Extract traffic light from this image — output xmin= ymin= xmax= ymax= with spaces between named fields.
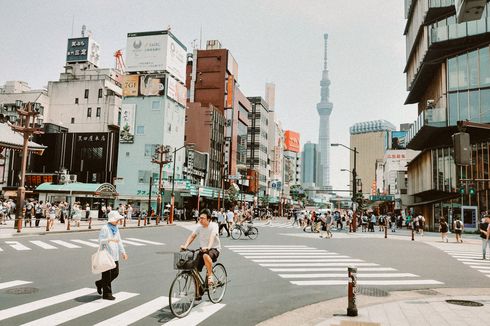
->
xmin=469 ymin=183 xmax=476 ymax=195
xmin=459 ymin=184 xmax=466 ymax=194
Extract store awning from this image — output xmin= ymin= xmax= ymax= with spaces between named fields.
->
xmin=35 ymin=182 xmax=118 ymax=197
xmin=0 ymin=123 xmax=46 ymax=155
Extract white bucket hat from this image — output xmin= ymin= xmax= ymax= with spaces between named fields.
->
xmin=108 ymin=210 xmax=124 ymax=223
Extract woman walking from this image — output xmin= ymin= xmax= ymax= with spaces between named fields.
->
xmin=439 ymin=217 xmax=449 ymax=243
xmin=95 ymin=211 xmax=128 ymax=300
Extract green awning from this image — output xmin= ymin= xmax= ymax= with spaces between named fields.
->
xmin=35 ymin=182 xmax=118 ymax=197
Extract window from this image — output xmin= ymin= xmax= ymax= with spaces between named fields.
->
xmin=84 ymin=89 xmax=89 ymax=99
xmin=96 ymin=107 xmax=101 ymax=117
xmin=75 ymin=98 xmax=79 ymax=104
xmin=152 ymin=101 xmax=160 ymax=110
xmin=136 ymin=125 xmax=144 ymax=135
xmin=98 ymin=88 xmax=103 ymax=98
xmin=87 ymin=107 xmax=92 ymax=118
xmin=144 ymin=144 xmax=158 ymax=157
xmin=480 ymin=47 xmax=490 ymax=87
xmin=459 ymin=91 xmax=469 ymax=121
xmin=138 ymin=170 xmax=151 ymax=183
xmin=71 ymin=117 xmax=75 ymax=124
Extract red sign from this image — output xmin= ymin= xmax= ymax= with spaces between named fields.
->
xmin=284 ymin=130 xmax=300 ymax=153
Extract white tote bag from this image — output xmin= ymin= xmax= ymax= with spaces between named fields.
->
xmin=91 ymin=246 xmax=116 ymax=274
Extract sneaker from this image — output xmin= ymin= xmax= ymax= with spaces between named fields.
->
xmin=95 ymin=281 xmax=102 ymax=295
xmin=102 ymin=294 xmax=115 ymax=300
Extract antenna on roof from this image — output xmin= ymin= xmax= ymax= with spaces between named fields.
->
xmin=81 ymin=25 xmax=86 ymax=37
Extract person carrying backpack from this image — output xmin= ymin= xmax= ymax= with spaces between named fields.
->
xmin=453 ymin=217 xmax=464 ymax=243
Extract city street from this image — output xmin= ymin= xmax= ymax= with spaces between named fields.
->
xmin=1 ymin=219 xmax=489 ymax=325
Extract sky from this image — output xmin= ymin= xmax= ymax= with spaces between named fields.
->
xmin=0 ymin=0 xmax=417 ymax=193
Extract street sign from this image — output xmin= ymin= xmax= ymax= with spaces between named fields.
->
xmin=369 ymin=195 xmax=394 ymax=201
xmin=228 ymin=175 xmax=241 ymax=180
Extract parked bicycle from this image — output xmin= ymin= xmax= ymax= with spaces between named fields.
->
xmin=231 ymin=223 xmax=259 ymax=240
xmin=169 ymin=248 xmax=228 ymax=318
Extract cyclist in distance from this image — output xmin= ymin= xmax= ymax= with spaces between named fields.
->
xmin=181 ymin=209 xmax=221 ymax=286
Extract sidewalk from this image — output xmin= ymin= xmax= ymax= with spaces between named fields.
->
xmin=259 ymin=288 xmax=490 ymax=326
xmin=0 ymin=217 xmax=175 ymax=238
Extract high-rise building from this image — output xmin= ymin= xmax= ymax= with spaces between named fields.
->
xmin=301 ymin=141 xmax=319 ymax=188
xmin=403 ymin=1 xmax=490 ymax=230
xmin=317 ymin=33 xmax=333 ymax=190
xmin=350 ymin=120 xmax=396 ymax=194
xmin=265 ymin=82 xmax=275 ymax=111
xmin=284 ymin=130 xmax=301 ymax=194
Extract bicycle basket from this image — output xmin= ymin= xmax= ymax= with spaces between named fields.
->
xmin=174 ymin=252 xmax=196 ymax=270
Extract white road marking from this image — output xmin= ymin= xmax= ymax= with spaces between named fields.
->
xmin=121 ymin=239 xmax=146 ymax=246
xmin=0 ymin=280 xmax=32 ymax=291
xmin=71 ymin=239 xmax=100 ymax=248
xmin=94 ymin=296 xmax=168 ymax=326
xmin=236 ymin=252 xmax=335 ymax=256
xmin=269 ymin=267 xmax=397 ymax=272
xmin=0 ymin=288 xmax=94 ymax=322
xmin=126 ymin=238 xmax=165 ymax=245
xmin=163 ymin=301 xmax=225 ymax=325
xmin=225 ymin=245 xmax=308 ymax=248
xmin=259 ymin=262 xmax=379 ymax=267
xmin=5 ymin=241 xmax=31 ymax=251
xmin=50 ymin=240 xmax=81 ymax=249
xmin=20 ymin=291 xmax=138 ymax=326
xmin=278 ymin=273 xmax=418 ymax=279
xmin=251 ymin=259 xmax=364 ymax=263
xmin=29 ymin=240 xmax=58 ymax=250
xmin=291 ymin=280 xmax=443 ymax=286
xmin=245 ymin=255 xmax=351 ymax=259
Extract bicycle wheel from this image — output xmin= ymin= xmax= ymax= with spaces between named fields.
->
xmin=231 ymin=227 xmax=242 ymax=240
xmin=247 ymin=227 xmax=259 ymax=240
xmin=207 ymin=263 xmax=228 ymax=303
xmin=169 ymin=272 xmax=196 ymax=318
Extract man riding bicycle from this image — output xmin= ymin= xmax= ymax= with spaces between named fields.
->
xmin=181 ymin=209 xmax=221 ymax=290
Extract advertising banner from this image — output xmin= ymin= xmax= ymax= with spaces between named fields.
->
xmin=284 ymin=130 xmax=300 ymax=153
xmin=391 ymin=131 xmax=407 ymax=149
xmin=167 ymin=75 xmax=187 ymax=107
xmin=123 ymin=75 xmax=139 ymax=97
xmin=226 ymin=75 xmax=234 ymax=108
xmin=66 ymin=37 xmax=100 ymax=66
xmin=166 ymin=36 xmax=187 ymax=83
xmin=140 ymin=75 xmax=165 ymax=96
xmin=120 ymin=104 xmax=136 ymax=143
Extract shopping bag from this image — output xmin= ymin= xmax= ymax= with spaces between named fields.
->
xmin=91 ymin=247 xmax=116 ymax=274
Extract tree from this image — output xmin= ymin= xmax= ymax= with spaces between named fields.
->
xmin=290 ymin=185 xmax=306 ymax=202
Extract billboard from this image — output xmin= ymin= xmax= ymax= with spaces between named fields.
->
xmin=66 ymin=37 xmax=100 ymax=66
xmin=125 ymin=31 xmax=187 ymax=83
xmin=284 ymin=130 xmax=300 ymax=153
xmin=390 ymin=131 xmax=407 ymax=149
xmin=120 ymin=104 xmax=136 ymax=143
xmin=123 ymin=75 xmax=139 ymax=97
xmin=140 ymin=75 xmax=165 ymax=96
xmin=167 ymin=75 xmax=187 ymax=107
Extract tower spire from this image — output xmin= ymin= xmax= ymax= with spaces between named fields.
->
xmin=323 ymin=33 xmax=328 ymax=71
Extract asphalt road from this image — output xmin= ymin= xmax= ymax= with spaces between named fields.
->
xmin=0 ymin=221 xmax=488 ymax=325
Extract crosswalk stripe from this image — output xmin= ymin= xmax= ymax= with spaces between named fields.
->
xmin=126 ymin=238 xmax=165 ymax=245
xmin=5 ymin=241 xmax=31 ymax=251
xmin=231 ymin=249 xmax=329 ymax=252
xmin=477 ymin=270 xmax=490 ymax=273
xmin=269 ymin=267 xmax=397 ymax=272
xmin=0 ymin=280 xmax=32 ymax=291
xmin=94 ymin=296 xmax=168 ymax=326
xmin=0 ymin=247 xmax=3 ymax=251
xmin=251 ymin=259 xmax=364 ymax=263
xmin=20 ymin=291 xmax=138 ymax=326
xmin=452 ymin=255 xmax=482 ymax=258
xmin=225 ymin=245 xmax=308 ymax=248
xmin=0 ymin=288 xmax=94 ymax=322
xmin=245 ymin=255 xmax=351 ymax=259
xmin=30 ymin=240 xmax=58 ymax=250
xmin=291 ymin=280 xmax=444 ymax=286
xmin=259 ymin=262 xmax=379 ymax=267
xmin=71 ymin=239 xmax=100 ymax=248
xmin=236 ymin=252 xmax=334 ymax=256
xmin=163 ymin=301 xmax=225 ymax=325
xmin=121 ymin=239 xmax=146 ymax=246
xmin=462 ymin=261 xmax=490 ymax=265
xmin=470 ymin=265 xmax=490 ymax=269
xmin=50 ymin=240 xmax=81 ymax=249
xmin=278 ymin=273 xmax=418 ymax=279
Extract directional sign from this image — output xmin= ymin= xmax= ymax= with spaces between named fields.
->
xmin=369 ymin=195 xmax=395 ymax=201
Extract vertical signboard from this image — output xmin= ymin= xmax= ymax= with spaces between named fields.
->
xmin=284 ymin=130 xmax=300 ymax=153
xmin=226 ymin=75 xmax=234 ymax=108
xmin=167 ymin=75 xmax=187 ymax=107
xmin=120 ymin=104 xmax=136 ymax=143
xmin=66 ymin=37 xmax=100 ymax=66
xmin=123 ymin=75 xmax=139 ymax=97
xmin=166 ymin=35 xmax=187 ymax=83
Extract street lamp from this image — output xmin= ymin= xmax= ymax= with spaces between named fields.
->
xmin=331 ymin=143 xmax=359 ymax=232
xmin=169 ymin=143 xmax=195 ymax=224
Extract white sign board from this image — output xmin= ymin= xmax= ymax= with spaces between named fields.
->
xmin=167 ymin=75 xmax=187 ymax=107
xmin=120 ymin=104 xmax=136 ymax=143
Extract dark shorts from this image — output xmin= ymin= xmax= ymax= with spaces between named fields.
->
xmin=196 ymin=248 xmax=220 ymax=272
xmin=455 ymin=230 xmax=462 ymax=235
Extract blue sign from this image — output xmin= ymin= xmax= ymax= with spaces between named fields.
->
xmin=66 ymin=37 xmax=90 ymax=63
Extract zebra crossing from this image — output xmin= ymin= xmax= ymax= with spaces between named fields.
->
xmin=0 ymin=279 xmax=224 ymax=325
xmin=254 ymin=221 xmax=302 ymax=229
xmin=225 ymin=245 xmax=443 ymax=286
xmin=0 ymin=237 xmax=165 ymax=252
xmin=429 ymin=243 xmax=490 ymax=278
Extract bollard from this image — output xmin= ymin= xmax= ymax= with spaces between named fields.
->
xmin=67 ymin=219 xmax=71 ymax=230
xmin=411 ymin=226 xmax=414 ymax=241
xmin=16 ymin=217 xmax=22 ymax=233
xmin=138 ymin=216 xmax=141 ymax=227
xmin=347 ymin=266 xmax=358 ymax=316
xmin=123 ymin=217 xmax=126 ymax=228
xmin=46 ymin=217 xmax=50 ymax=231
xmin=144 ymin=216 xmax=147 ymax=226
xmin=385 ymin=219 xmax=388 ymax=239
xmin=88 ymin=217 xmax=92 ymax=230
xmin=156 ymin=215 xmax=160 ymax=225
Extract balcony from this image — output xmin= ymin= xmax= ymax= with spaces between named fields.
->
xmin=406 ymin=107 xmax=453 ymax=150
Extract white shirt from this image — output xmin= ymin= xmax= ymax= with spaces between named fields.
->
xmin=193 ymin=222 xmax=221 ymax=251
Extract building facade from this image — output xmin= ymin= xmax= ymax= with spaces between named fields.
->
xmin=404 ymin=0 xmax=490 ymax=230
xmin=284 ymin=130 xmax=301 ymax=191
xmin=301 ymin=141 xmax=319 ymax=188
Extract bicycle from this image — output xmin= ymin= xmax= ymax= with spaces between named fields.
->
xmin=169 ymin=248 xmax=228 ymax=318
xmin=231 ymin=223 xmax=259 ymax=240
xmin=303 ymin=220 xmax=321 ymax=233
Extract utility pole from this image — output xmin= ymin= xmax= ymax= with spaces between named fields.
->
xmin=151 ymin=145 xmax=171 ymax=219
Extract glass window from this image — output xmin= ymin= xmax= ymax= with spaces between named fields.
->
xmin=87 ymin=107 xmax=92 ymax=118
xmin=144 ymin=144 xmax=158 ymax=157
xmin=448 ymin=57 xmax=458 ymax=91
xmin=98 ymin=89 xmax=103 ymax=98
xmin=152 ymin=101 xmax=160 ymax=110
xmin=480 ymin=47 xmax=490 ymax=87
xmin=448 ymin=93 xmax=458 ymax=126
xmin=71 ymin=117 xmax=75 ymax=124
xmin=458 ymin=54 xmax=468 ymax=89
xmin=468 ymin=50 xmax=479 ymax=88
xmin=75 ymin=98 xmax=79 ymax=104
xmin=459 ymin=91 xmax=469 ymax=121
xmin=84 ymin=89 xmax=89 ymax=99
xmin=469 ymin=90 xmax=480 ymax=122
xmin=96 ymin=107 xmax=101 ymax=117
xmin=237 ymin=121 xmax=248 ymax=166
xmin=138 ymin=170 xmax=151 ymax=183
xmin=136 ymin=125 xmax=144 ymax=135
xmin=481 ymin=89 xmax=490 ymax=123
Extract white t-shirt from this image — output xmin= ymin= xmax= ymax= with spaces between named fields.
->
xmin=193 ymin=222 xmax=221 ymax=251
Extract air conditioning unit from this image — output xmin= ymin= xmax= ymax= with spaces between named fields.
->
xmin=59 ymin=174 xmax=68 ymax=184
xmin=456 ymin=0 xmax=487 ymax=23
xmin=69 ymin=174 xmax=77 ymax=182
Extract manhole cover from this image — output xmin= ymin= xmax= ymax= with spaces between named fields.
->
xmin=6 ymin=287 xmax=39 ymax=295
xmin=357 ymin=287 xmax=389 ymax=297
xmin=446 ymin=300 xmax=483 ymax=307
xmin=417 ymin=289 xmax=440 ymax=296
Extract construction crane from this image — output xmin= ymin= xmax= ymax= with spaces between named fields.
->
xmin=114 ymin=49 xmax=126 ymax=72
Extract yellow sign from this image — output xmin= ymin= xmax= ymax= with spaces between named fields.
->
xmin=123 ymin=75 xmax=139 ymax=97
